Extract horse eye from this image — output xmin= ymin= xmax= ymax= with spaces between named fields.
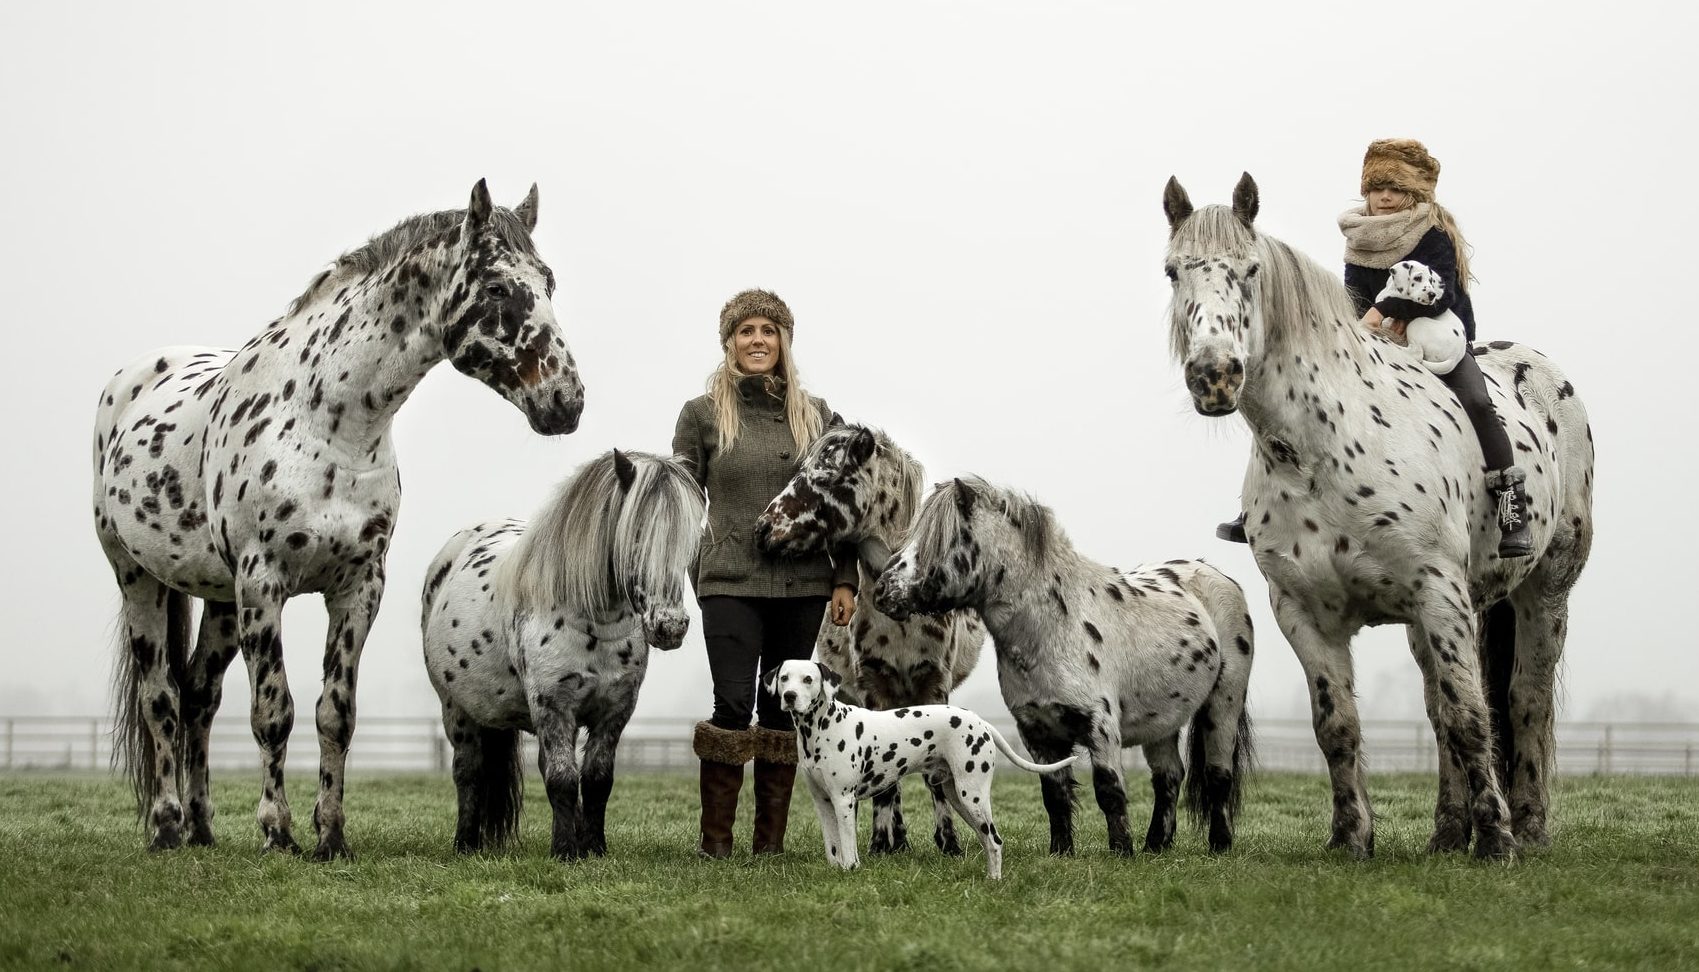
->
xmin=484 ymin=282 xmax=511 ymax=300
xmin=1164 ymin=266 xmax=1178 ymax=282
xmin=1244 ymin=264 xmax=1260 ymax=279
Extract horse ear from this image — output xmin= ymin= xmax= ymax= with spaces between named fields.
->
xmin=465 ymin=178 xmax=492 ymax=235
xmin=1163 ymin=176 xmax=1194 ymax=233
xmin=848 ymin=427 xmax=876 ymax=465
xmin=761 ymin=664 xmax=780 ymax=694
xmin=1232 ymin=172 xmax=1259 ymax=227
xmin=827 ymin=411 xmax=846 ymax=428
xmin=953 ymin=478 xmax=977 ymax=518
xmin=613 ymin=449 xmax=637 ymax=492
xmin=514 ymin=183 xmax=539 ymax=232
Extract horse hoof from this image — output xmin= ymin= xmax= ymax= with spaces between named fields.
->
xmin=935 ymin=833 xmax=964 ymax=857
xmin=311 ymin=837 xmax=354 ymax=862
xmin=148 ymin=825 xmax=185 ymax=852
xmin=1426 ymin=830 xmax=1471 ymax=854
xmin=1472 ymin=829 xmax=1518 ymax=862
xmin=1326 ymin=836 xmax=1374 ymax=860
xmin=262 ymin=830 xmax=302 ymax=855
xmin=185 ymin=826 xmax=216 ymax=848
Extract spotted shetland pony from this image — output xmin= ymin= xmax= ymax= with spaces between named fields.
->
xmin=875 ymin=478 xmax=1255 ymax=856
xmin=1162 ymin=174 xmax=1593 ymax=858
xmin=755 ymin=424 xmax=986 ymax=856
xmin=93 ymin=181 xmax=584 ymax=858
xmin=421 ymin=450 xmax=703 ymax=860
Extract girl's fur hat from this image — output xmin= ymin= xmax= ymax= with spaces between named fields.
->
xmin=1361 ymin=138 xmax=1441 ymax=199
xmin=719 ymin=289 xmax=795 ymax=345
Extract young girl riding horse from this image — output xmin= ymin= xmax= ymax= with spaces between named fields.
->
xmin=1221 ymin=139 xmax=1532 ymax=557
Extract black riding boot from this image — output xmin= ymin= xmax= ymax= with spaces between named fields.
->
xmin=1216 ymin=512 xmax=1248 ymax=544
xmin=1486 ymin=466 xmax=1534 ymax=559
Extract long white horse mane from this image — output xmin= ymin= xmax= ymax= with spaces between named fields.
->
xmin=497 ymin=450 xmax=705 ymax=616
xmin=911 ymin=476 xmax=1063 ymax=569
xmin=1166 ymin=205 xmax=1361 ymax=362
xmin=286 ymin=207 xmax=541 ymax=316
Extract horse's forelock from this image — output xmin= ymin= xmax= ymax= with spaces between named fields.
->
xmin=615 ymin=452 xmax=707 ymax=606
xmin=498 ymin=450 xmax=623 ymax=615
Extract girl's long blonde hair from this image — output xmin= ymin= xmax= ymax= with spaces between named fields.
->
xmin=706 ymin=326 xmax=822 ymax=453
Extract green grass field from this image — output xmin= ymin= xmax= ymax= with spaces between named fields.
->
xmin=1 ymin=771 xmax=1694 ymax=971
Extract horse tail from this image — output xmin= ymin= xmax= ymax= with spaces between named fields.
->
xmin=986 ymin=723 xmax=1076 ymax=774
xmin=111 ymin=589 xmax=192 ymax=817
xmin=1480 ymin=598 xmax=1517 ymax=785
xmin=475 ymin=726 xmax=525 ymax=849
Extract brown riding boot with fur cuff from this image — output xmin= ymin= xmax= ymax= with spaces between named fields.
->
xmin=694 ymin=722 xmax=753 ymax=859
xmin=750 ymin=726 xmax=799 ymax=855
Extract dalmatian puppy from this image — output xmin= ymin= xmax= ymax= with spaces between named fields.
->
xmin=765 ymin=659 xmax=1074 ymax=879
xmin=1377 ymin=259 xmax=1468 ymax=375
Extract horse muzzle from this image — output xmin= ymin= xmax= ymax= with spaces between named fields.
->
xmin=525 ymin=390 xmax=584 ymax=435
xmin=1184 ymin=354 xmax=1244 ymax=416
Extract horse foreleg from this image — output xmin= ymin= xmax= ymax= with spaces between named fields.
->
xmin=1407 ymin=621 xmax=1472 ymax=853
xmin=310 ymin=585 xmax=380 ymax=862
xmin=1414 ymin=578 xmax=1515 ymax=860
xmin=1273 ymin=589 xmax=1373 ymax=858
xmin=1141 ymin=735 xmax=1184 ymax=853
xmin=580 ymin=705 xmax=634 ymax=857
xmin=237 ymin=581 xmax=298 ymax=854
xmin=1506 ymin=588 xmax=1565 ymax=848
xmin=1085 ymin=722 xmax=1135 ymax=856
xmin=534 ymin=705 xmax=584 ymax=861
xmin=183 ymin=600 xmax=239 ymax=847
xmin=1013 ymin=717 xmax=1077 ymax=856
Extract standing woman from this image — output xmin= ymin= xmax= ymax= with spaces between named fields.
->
xmin=674 ymin=289 xmax=858 ymax=858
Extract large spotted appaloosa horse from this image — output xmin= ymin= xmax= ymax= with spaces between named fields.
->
xmin=754 ymin=423 xmax=985 ymax=856
xmin=93 ymin=180 xmax=584 ymax=858
xmin=1161 ymin=174 xmax=1593 ymax=859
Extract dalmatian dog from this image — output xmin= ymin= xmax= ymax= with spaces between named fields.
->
xmin=765 ymin=659 xmax=1075 ymax=879
xmin=1378 ymin=259 xmax=1467 ymax=375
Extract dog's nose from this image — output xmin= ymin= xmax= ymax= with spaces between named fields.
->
xmin=783 ymin=691 xmax=796 ymax=705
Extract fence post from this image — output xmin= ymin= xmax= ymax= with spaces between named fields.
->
xmin=4 ymin=719 xmax=11 ymax=770
xmin=1602 ymin=724 xmax=1614 ymax=775
xmin=90 ymin=718 xmax=100 ymax=771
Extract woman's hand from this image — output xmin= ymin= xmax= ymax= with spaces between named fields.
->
xmin=1360 ymin=306 xmax=1385 ymax=328
xmin=830 ymin=585 xmax=857 ymax=627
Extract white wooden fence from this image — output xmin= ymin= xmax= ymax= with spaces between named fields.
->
xmin=3 ymin=715 xmax=1697 ymax=775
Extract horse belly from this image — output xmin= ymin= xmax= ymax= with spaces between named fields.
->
xmin=94 ymin=349 xmax=234 ymax=599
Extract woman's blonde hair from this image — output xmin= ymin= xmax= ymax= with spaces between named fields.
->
xmin=706 ymin=325 xmax=822 ymax=453
xmin=1372 ymin=187 xmax=1475 ymax=292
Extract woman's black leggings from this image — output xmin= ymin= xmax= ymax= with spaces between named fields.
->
xmin=700 ymin=595 xmax=828 ymax=732
xmin=1440 ymin=350 xmax=1514 ymax=471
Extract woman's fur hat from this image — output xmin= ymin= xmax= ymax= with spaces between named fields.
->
xmin=719 ymin=289 xmax=795 ymax=345
xmin=1361 ymin=138 xmax=1441 ymax=199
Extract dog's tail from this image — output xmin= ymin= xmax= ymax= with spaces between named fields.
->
xmin=986 ymin=723 xmax=1075 ymax=774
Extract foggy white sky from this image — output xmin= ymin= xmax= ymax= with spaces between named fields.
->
xmin=3 ymin=1 xmax=1695 ymax=735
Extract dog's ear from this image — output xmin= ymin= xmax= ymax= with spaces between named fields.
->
xmin=814 ymin=662 xmax=843 ymax=688
xmin=761 ymin=664 xmax=781 ymax=695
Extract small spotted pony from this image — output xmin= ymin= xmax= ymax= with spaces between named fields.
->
xmin=93 ymin=181 xmax=584 ymax=858
xmin=1162 ymin=174 xmax=1593 ymax=859
xmin=421 ymin=450 xmax=704 ymax=860
xmin=754 ymin=423 xmax=986 ymax=856
xmin=875 ymin=477 xmax=1256 ymax=857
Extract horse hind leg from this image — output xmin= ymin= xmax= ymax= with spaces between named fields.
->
xmin=1408 ymin=621 xmax=1472 ymax=853
xmin=182 ymin=600 xmax=240 ymax=847
xmin=112 ymin=571 xmax=191 ymax=851
xmin=443 ymin=700 xmax=524 ymax=854
xmin=911 ymin=661 xmax=962 ymax=856
xmin=1412 ymin=577 xmax=1516 ymax=860
xmin=1504 ymin=586 xmax=1567 ymax=848
xmin=237 ymin=583 xmax=299 ymax=854
xmin=859 ymin=663 xmax=910 ymax=855
xmin=1142 ymin=735 xmax=1184 ymax=853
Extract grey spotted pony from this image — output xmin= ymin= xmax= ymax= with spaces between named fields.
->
xmin=876 ymin=478 xmax=1255 ymax=856
xmin=93 ymin=180 xmax=584 ymax=857
xmin=421 ymin=450 xmax=703 ymax=860
xmin=754 ymin=423 xmax=986 ymax=856
xmin=1162 ymin=174 xmax=1593 ymax=859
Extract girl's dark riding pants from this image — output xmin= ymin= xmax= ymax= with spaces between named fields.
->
xmin=700 ymin=595 xmax=829 ymax=732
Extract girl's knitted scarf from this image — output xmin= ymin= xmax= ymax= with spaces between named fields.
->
xmin=1338 ymin=203 xmax=1434 ymax=269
